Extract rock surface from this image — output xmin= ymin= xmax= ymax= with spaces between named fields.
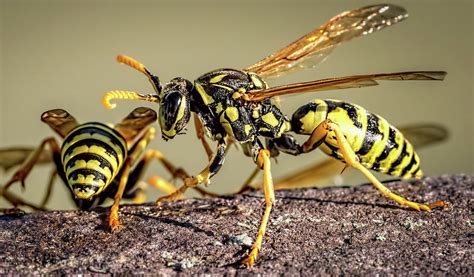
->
xmin=0 ymin=175 xmax=472 ymax=275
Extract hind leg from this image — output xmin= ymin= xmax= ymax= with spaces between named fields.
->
xmin=302 ymin=119 xmax=446 ymax=211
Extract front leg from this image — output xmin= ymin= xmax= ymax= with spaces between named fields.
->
xmin=156 ymin=139 xmax=227 ymax=202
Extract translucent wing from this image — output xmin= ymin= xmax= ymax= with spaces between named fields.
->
xmin=41 ymin=109 xmax=79 ymax=138
xmin=399 ymin=124 xmax=449 ymax=148
xmin=245 ymin=71 xmax=447 ymax=101
xmin=245 ymin=4 xmax=408 ymax=78
xmin=0 ymin=147 xmax=52 ymax=172
xmin=114 ymin=107 xmax=157 ymax=147
xmin=272 ymin=124 xmax=449 ymax=190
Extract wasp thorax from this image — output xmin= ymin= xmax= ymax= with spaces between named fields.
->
xmin=159 ymin=78 xmax=193 ymax=140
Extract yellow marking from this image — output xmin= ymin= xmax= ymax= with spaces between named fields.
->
xmin=63 ymin=145 xmax=120 ymax=174
xmin=360 ymin=114 xmax=390 ymax=168
xmin=212 ymin=84 xmax=233 ymax=91
xmin=209 ymin=74 xmax=228 ymax=83
xmin=62 ymin=133 xmax=124 ymax=163
xmin=261 ymin=112 xmax=279 ymax=127
xmin=406 ymin=154 xmax=421 ymax=177
xmin=298 ymin=99 xmax=327 ymax=134
xmin=326 ymin=105 xmax=364 ymax=150
xmin=277 ymin=121 xmax=292 ymax=137
xmin=195 ymin=82 xmax=215 ymax=105
xmin=232 ymin=92 xmax=242 ymax=100
xmin=62 ymin=124 xmax=126 ymax=162
xmin=225 ymin=107 xmax=239 ymax=122
xmin=415 ymin=167 xmax=423 ymax=178
xmin=391 ymin=142 xmax=414 ymax=176
xmin=379 ymin=130 xmax=405 ymax=173
xmin=245 ymin=124 xmax=253 ymax=136
xmin=69 ymin=174 xmax=106 ymax=189
xmin=77 ymin=123 xmax=126 ymax=149
xmin=65 ymin=159 xmax=112 ymax=181
xmin=259 ymin=127 xmax=271 ymax=133
xmin=252 ymin=109 xmax=260 ymax=119
xmin=249 ymin=73 xmax=267 ymax=89
xmin=216 ymin=103 xmax=223 ymax=113
xmin=220 ymin=113 xmax=234 ymax=137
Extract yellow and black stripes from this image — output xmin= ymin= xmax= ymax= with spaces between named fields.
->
xmin=61 ymin=122 xmax=128 ymax=199
xmin=291 ymin=99 xmax=421 ymax=178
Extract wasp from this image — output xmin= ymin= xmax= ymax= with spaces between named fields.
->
xmin=102 ymin=4 xmax=447 ymax=266
xmin=0 ymin=107 xmax=206 ymax=230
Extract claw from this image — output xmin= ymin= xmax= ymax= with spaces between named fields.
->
xmin=109 ymin=217 xmax=123 ymax=232
xmin=240 ymin=253 xmax=257 ymax=268
xmin=428 ymin=201 xmax=448 ymax=209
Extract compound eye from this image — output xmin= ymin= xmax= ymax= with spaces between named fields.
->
xmin=160 ymin=91 xmax=182 ymax=129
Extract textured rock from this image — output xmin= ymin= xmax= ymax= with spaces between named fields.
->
xmin=0 ymin=175 xmax=472 ymax=275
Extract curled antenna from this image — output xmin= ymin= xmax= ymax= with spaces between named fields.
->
xmin=102 ymin=90 xmax=159 ymax=109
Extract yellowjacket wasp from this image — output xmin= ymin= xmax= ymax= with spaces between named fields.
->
xmin=103 ymin=4 xmax=447 ymax=266
xmin=0 ymin=108 xmax=215 ymax=230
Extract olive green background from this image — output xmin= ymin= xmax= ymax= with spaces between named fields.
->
xmin=1 ymin=0 xmax=472 ymax=210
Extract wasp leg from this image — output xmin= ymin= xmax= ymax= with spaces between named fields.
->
xmin=140 ymin=149 xmax=218 ymax=198
xmin=109 ymin=159 xmax=131 ymax=232
xmin=302 ymin=120 xmax=446 ymax=211
xmin=194 ymin=114 xmax=213 ymax=161
xmin=241 ymin=149 xmax=275 ymax=267
xmin=1 ymin=137 xmax=60 ymax=200
xmin=156 ymin=139 xmax=227 ymax=203
xmin=1 ymin=189 xmax=46 ymax=211
xmin=39 ymin=169 xmax=58 ymax=209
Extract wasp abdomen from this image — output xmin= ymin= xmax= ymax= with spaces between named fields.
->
xmin=292 ymin=99 xmax=422 ymax=178
xmin=61 ymin=123 xmax=127 ymax=199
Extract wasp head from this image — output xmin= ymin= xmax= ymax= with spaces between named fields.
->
xmin=158 ymin=78 xmax=193 ymax=140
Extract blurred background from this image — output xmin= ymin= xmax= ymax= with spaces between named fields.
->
xmin=1 ymin=0 xmax=472 ymax=210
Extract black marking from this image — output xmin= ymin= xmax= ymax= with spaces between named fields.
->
xmin=62 ymin=139 xmax=121 ymax=165
xmin=273 ymin=134 xmax=302 ymax=156
xmin=68 ymin=169 xmax=108 ymax=183
xmin=323 ymin=141 xmax=341 ymax=160
xmin=71 ymin=184 xmax=101 ymax=193
xmin=326 ymin=100 xmax=362 ymax=129
xmin=291 ymin=102 xmax=318 ymax=132
xmin=400 ymin=151 xmax=418 ymax=177
xmin=209 ymin=144 xmax=226 ymax=177
xmin=388 ymin=139 xmax=408 ymax=175
xmin=63 ymin=123 xmax=126 ymax=158
xmin=357 ymin=112 xmax=382 ymax=156
xmin=412 ymin=167 xmax=421 ymax=177
xmin=64 ymin=152 xmax=113 ymax=173
xmin=373 ymin=127 xmax=399 ymax=170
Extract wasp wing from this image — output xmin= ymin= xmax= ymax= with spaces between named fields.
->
xmin=114 ymin=107 xmax=157 ymax=147
xmin=246 ymin=71 xmax=447 ymax=101
xmin=41 ymin=109 xmax=79 ymax=138
xmin=0 ymin=147 xmax=52 ymax=172
xmin=245 ymin=4 xmax=408 ymax=78
xmin=398 ymin=124 xmax=449 ymax=148
xmin=272 ymin=124 xmax=449 ymax=190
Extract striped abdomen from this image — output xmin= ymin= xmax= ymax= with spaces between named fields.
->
xmin=61 ymin=123 xmax=128 ymax=199
xmin=292 ymin=99 xmax=422 ymax=178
